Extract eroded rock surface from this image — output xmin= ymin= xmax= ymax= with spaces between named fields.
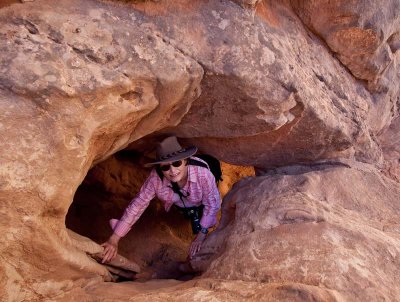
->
xmin=290 ymin=0 xmax=400 ymax=134
xmin=0 ymin=0 xmax=202 ymax=300
xmin=0 ymin=0 xmax=399 ymax=301
xmin=192 ymin=162 xmax=400 ymax=301
xmin=150 ymin=0 xmax=377 ymax=167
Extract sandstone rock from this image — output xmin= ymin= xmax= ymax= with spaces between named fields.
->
xmin=126 ymin=0 xmax=380 ymax=168
xmin=290 ymin=0 xmax=400 ymax=91
xmin=0 ymin=0 xmax=19 ymax=8
xmin=42 ymin=161 xmax=400 ymax=301
xmin=53 ymin=278 xmax=344 ymax=301
xmin=290 ymin=0 xmax=400 ymax=133
xmin=68 ymin=224 xmax=141 ymax=277
xmin=231 ymin=0 xmax=262 ymax=8
xmin=192 ymin=162 xmax=400 ymax=301
xmin=379 ymin=115 xmax=400 ymax=181
xmin=0 ymin=0 xmax=202 ymax=299
xmin=0 ymin=0 xmax=399 ymax=301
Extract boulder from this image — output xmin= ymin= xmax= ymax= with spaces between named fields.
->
xmin=192 ymin=161 xmax=400 ymax=301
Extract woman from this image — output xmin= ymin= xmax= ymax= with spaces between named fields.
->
xmin=101 ymin=136 xmax=221 ymax=265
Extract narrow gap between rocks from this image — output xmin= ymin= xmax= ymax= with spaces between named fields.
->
xmin=66 ymin=148 xmax=254 ymax=282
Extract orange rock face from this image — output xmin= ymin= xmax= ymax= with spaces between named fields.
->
xmin=0 ymin=0 xmax=399 ymax=301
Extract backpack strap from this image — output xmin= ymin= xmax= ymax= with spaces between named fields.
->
xmin=156 ymin=166 xmax=164 ymax=180
xmin=194 ymin=154 xmax=223 ymax=184
xmin=187 ymin=158 xmax=209 ymax=170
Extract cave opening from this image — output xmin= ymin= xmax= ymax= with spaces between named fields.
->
xmin=66 ymin=146 xmax=254 ymax=282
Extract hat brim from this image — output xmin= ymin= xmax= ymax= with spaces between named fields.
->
xmin=144 ymin=146 xmax=198 ymax=167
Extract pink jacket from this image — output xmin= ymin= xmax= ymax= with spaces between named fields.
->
xmin=110 ymin=157 xmax=221 ymax=237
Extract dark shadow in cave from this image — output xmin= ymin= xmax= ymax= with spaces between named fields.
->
xmin=66 ymin=149 xmax=199 ymax=282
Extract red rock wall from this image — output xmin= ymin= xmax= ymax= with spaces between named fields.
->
xmin=0 ymin=0 xmax=399 ymax=301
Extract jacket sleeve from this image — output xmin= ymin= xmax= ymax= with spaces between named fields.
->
xmin=111 ymin=170 xmax=157 ymax=237
xmin=199 ymin=169 xmax=221 ymax=229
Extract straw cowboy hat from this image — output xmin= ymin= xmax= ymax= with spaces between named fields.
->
xmin=144 ymin=136 xmax=197 ymax=167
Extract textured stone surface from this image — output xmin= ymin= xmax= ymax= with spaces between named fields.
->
xmin=48 ymin=278 xmax=344 ymax=302
xmin=0 ymin=0 xmax=202 ymax=300
xmin=290 ymin=0 xmax=400 ymax=90
xmin=0 ymin=0 xmax=399 ymax=301
xmin=191 ymin=161 xmax=400 ymax=301
xmin=129 ymin=0 xmax=380 ymax=168
xmin=380 ymin=115 xmax=400 ymax=181
xmin=290 ymin=0 xmax=400 ymax=133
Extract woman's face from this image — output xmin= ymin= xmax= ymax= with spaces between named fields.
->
xmin=160 ymin=159 xmax=188 ymax=184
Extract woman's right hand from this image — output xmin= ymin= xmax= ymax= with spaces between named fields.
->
xmin=101 ymin=234 xmax=120 ymax=263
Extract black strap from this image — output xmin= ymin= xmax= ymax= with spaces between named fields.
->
xmin=155 ymin=166 xmax=164 ymax=180
xmin=156 ymin=159 xmax=207 ymax=209
xmin=187 ymin=158 xmax=209 ymax=169
xmin=167 ymin=181 xmax=190 ymax=209
xmin=156 ymin=157 xmax=215 ymax=212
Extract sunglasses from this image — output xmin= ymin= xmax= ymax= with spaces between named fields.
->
xmin=159 ymin=160 xmax=183 ymax=172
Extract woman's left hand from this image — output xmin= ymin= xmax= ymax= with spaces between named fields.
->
xmin=189 ymin=232 xmax=207 ymax=259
